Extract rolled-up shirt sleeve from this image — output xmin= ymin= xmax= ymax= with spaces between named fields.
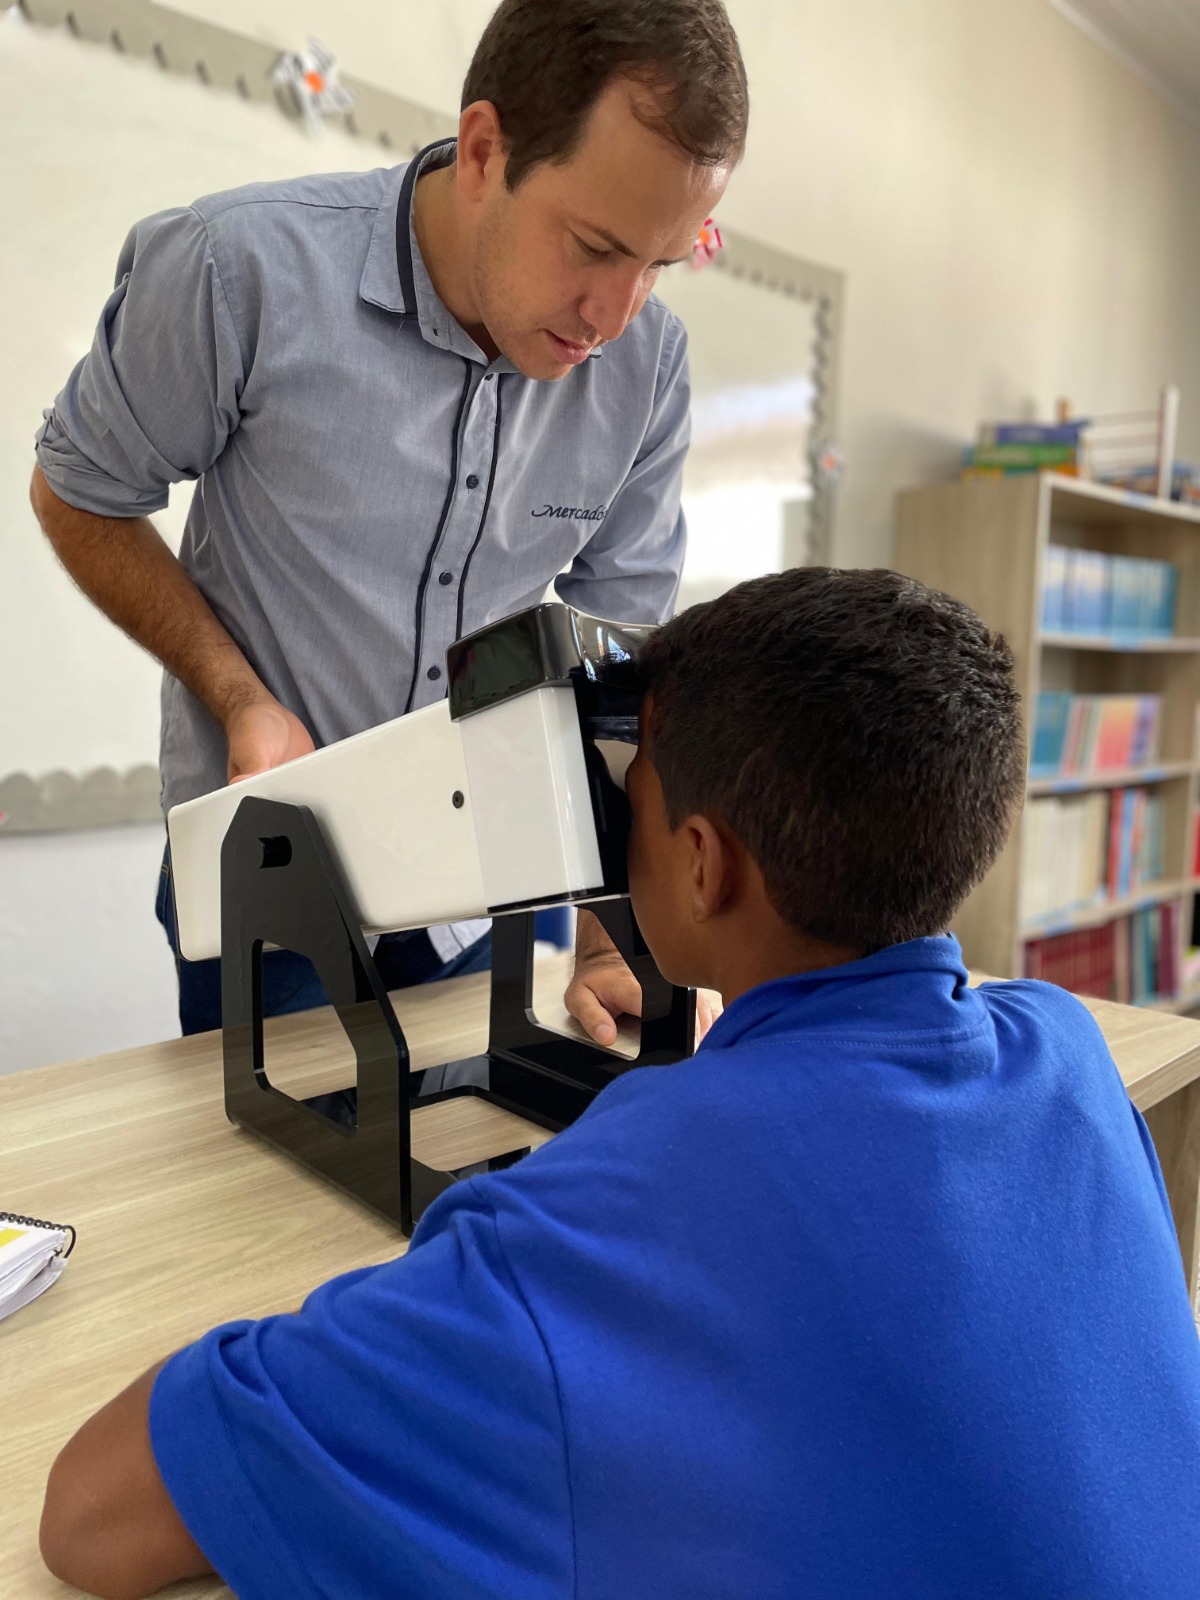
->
xmin=35 ymin=205 xmax=245 ymax=518
xmin=555 ymin=315 xmax=690 ymax=625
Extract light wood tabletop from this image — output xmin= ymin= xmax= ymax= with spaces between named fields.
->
xmin=3 ymin=959 xmax=1200 ymax=1599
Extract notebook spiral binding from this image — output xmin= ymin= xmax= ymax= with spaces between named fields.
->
xmin=0 ymin=1212 xmax=77 ymax=1258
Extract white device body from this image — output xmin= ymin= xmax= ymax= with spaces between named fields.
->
xmin=167 ymin=687 xmax=605 ymax=962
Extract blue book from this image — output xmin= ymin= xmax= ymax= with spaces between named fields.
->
xmin=980 ymin=422 xmax=1086 ymax=446
xmin=1155 ymin=563 xmax=1178 ymax=637
xmin=1147 ymin=796 xmax=1164 ymax=880
xmin=1040 ymin=545 xmax=1068 ymax=632
xmin=1030 ymin=692 xmax=1072 ymax=776
xmin=1067 ymin=550 xmax=1109 ymax=634
xmin=1108 ymin=557 xmax=1141 ymax=635
xmin=1134 ymin=561 xmax=1155 ymax=635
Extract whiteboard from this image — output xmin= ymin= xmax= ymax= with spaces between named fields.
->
xmin=654 ymin=263 xmax=817 ymax=610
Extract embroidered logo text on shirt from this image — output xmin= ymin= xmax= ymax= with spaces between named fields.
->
xmin=531 ymin=503 xmax=608 ymax=521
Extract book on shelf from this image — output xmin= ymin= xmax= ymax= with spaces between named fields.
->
xmin=963 ymin=464 xmax=1082 ymax=481
xmin=1021 ymin=787 xmax=1165 ymax=925
xmin=978 ymin=422 xmax=1087 ymax=448
xmin=1038 ymin=546 xmax=1177 ymax=639
xmin=1024 ymin=900 xmax=1180 ymax=1006
xmin=963 ymin=420 xmax=1085 ymax=478
xmin=969 ymin=443 xmax=1080 ymax=470
xmin=1029 ymin=692 xmax=1161 ymax=779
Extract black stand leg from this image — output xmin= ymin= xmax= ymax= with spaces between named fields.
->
xmin=220 ymin=797 xmax=694 ymax=1235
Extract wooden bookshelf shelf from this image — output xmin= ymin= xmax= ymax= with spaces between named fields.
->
xmin=1027 ymin=762 xmax=1195 ymax=797
xmin=896 ymin=472 xmax=1200 ymax=1004
xmin=1040 ymin=633 xmax=1200 ymax=653
xmin=1019 ymin=878 xmax=1187 ymax=941
xmin=1039 ymin=472 xmax=1200 ymax=530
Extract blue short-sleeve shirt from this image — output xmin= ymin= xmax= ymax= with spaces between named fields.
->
xmin=35 ymin=140 xmax=690 ymax=810
xmin=150 ymin=937 xmax=1200 ymax=1599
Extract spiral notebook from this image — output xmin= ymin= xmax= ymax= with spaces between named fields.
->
xmin=0 ymin=1213 xmax=76 ymax=1324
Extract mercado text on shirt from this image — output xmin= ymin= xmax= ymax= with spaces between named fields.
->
xmin=531 ymin=503 xmax=609 ymax=520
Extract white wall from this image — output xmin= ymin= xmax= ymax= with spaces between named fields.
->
xmin=721 ymin=0 xmax=1200 ymax=566
xmin=3 ymin=0 xmax=1200 ymax=1070
xmin=0 ymin=825 xmax=178 ymax=1073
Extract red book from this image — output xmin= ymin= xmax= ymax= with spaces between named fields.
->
xmin=1095 ymin=698 xmax=1138 ymax=771
xmin=1114 ymin=916 xmax=1131 ymax=1004
xmin=1107 ymin=791 xmax=1125 ymax=899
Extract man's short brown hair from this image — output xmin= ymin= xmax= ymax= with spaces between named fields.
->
xmin=462 ymin=0 xmax=749 ymax=191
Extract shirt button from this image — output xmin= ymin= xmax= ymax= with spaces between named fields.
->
xmin=484 ymin=373 xmax=495 ymax=381
xmin=438 ymin=570 xmax=453 ymax=586
xmin=426 ymin=665 xmax=442 ymax=682
xmin=465 ymin=473 xmax=480 ymax=490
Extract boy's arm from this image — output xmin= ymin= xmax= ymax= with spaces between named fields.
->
xmin=40 ymin=1361 xmax=214 ymax=1600
xmin=39 ymin=1192 xmax=575 ymax=1600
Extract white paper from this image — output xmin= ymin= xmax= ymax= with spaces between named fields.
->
xmin=0 ymin=1222 xmax=68 ymax=1323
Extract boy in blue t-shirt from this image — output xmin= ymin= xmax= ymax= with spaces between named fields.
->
xmin=41 ymin=569 xmax=1200 ymax=1599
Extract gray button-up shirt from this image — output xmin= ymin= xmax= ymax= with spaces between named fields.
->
xmin=36 ymin=139 xmax=690 ymax=811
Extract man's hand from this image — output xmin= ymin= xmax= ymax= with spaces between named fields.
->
xmin=30 ymin=467 xmax=312 ymax=784
xmin=566 ymin=913 xmax=642 ymax=1047
xmin=225 ymin=694 xmax=316 ymax=783
xmin=565 ymin=910 xmax=720 ymax=1048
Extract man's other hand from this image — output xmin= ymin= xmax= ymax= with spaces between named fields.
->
xmin=225 ymin=696 xmax=316 ymax=784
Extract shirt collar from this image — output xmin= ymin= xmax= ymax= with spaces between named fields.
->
xmin=359 ymin=138 xmax=519 ymax=372
xmin=699 ymin=935 xmax=986 ymax=1056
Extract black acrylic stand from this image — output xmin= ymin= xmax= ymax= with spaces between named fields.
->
xmin=220 ymin=796 xmax=695 ymax=1234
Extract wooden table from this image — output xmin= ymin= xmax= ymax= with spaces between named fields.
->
xmin=3 ymin=963 xmax=1200 ymax=1598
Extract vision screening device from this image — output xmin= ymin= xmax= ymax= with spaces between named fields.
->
xmin=167 ymin=604 xmax=695 ymax=1232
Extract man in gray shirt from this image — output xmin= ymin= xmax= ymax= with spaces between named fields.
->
xmin=30 ymin=0 xmax=747 ymax=1040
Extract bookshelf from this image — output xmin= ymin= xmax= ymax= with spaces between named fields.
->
xmin=895 ymin=473 xmax=1200 ymax=1012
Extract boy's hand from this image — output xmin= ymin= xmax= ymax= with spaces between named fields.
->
xmin=565 ymin=911 xmax=720 ymax=1048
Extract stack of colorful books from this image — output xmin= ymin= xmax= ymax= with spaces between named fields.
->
xmin=1029 ymin=692 xmax=1161 ymax=779
xmin=962 ymin=421 xmax=1084 ymax=478
xmin=1039 ymin=547 xmax=1177 ymax=638
xmin=1022 ymin=788 xmax=1165 ymax=926
xmin=1024 ymin=902 xmax=1180 ymax=1005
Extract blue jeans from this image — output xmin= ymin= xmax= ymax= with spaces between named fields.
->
xmin=155 ymin=846 xmax=492 ymax=1036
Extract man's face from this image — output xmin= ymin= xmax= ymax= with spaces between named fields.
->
xmin=471 ymin=78 xmax=730 ymax=380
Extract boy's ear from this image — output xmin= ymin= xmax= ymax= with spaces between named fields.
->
xmin=687 ymin=814 xmax=738 ymax=923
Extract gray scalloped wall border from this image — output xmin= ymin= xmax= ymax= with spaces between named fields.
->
xmin=0 ymin=766 xmax=162 ymax=832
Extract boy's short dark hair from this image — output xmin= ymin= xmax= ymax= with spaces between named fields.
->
xmin=638 ymin=568 xmax=1024 ymax=953
xmin=462 ymin=0 xmax=748 ymax=191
